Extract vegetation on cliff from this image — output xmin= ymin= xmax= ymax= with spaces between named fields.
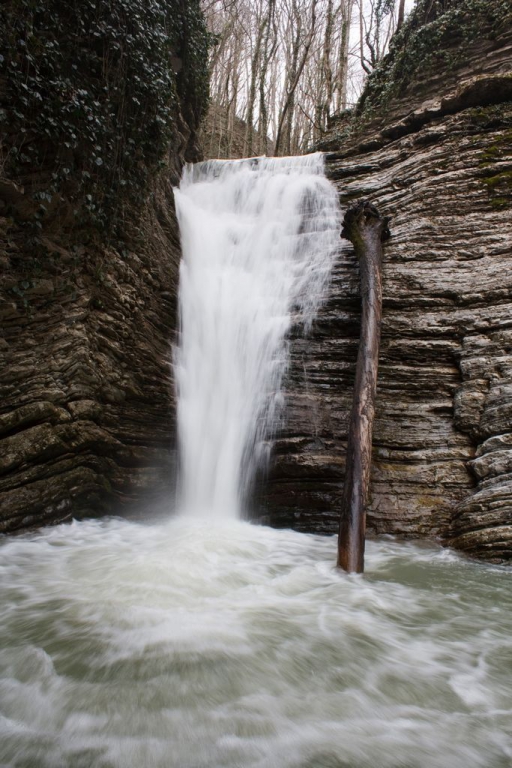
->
xmin=0 ymin=1 xmax=210 ymax=532
xmin=0 ymin=0 xmax=209 ymax=236
xmin=358 ymin=0 xmax=512 ymax=114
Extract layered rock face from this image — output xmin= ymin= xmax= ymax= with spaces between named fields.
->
xmin=260 ymin=1 xmax=512 ymax=562
xmin=0 ymin=0 xmax=208 ymax=532
xmin=0 ymin=177 xmax=184 ymax=532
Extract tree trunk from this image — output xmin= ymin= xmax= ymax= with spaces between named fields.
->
xmin=337 ymin=201 xmax=390 ymax=574
xmin=337 ymin=0 xmax=353 ymax=111
xmin=397 ymin=0 xmax=406 ymax=31
xmin=274 ymin=0 xmax=317 ymax=156
xmin=245 ymin=14 xmax=267 ymax=157
xmin=315 ymin=0 xmax=334 ymax=140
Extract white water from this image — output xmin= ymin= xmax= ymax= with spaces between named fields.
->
xmin=1 ymin=519 xmax=511 ymax=768
xmin=173 ymin=154 xmax=340 ymax=518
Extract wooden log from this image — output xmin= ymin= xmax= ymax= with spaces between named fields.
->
xmin=337 ymin=200 xmax=390 ymax=573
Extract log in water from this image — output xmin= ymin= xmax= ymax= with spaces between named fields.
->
xmin=338 ymin=201 xmax=389 ymax=574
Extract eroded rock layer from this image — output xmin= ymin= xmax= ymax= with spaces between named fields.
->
xmin=259 ymin=5 xmax=512 ymax=562
xmin=0 ymin=0 xmax=208 ymax=532
xmin=0 ymin=186 xmax=184 ymax=531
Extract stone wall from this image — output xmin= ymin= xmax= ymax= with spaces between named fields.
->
xmin=0 ymin=0 xmax=208 ymax=532
xmin=259 ymin=3 xmax=512 ymax=562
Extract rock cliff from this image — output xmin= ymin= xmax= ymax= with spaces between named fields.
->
xmin=0 ymin=0 xmax=208 ymax=531
xmin=3 ymin=0 xmax=511 ymax=566
xmin=259 ymin=0 xmax=512 ymax=562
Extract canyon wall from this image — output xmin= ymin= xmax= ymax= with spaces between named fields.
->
xmin=0 ymin=0 xmax=208 ymax=531
xmin=2 ymin=0 xmax=511 ymax=567
xmin=260 ymin=0 xmax=512 ymax=562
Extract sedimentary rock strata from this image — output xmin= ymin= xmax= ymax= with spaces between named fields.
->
xmin=0 ymin=200 xmax=182 ymax=531
xmin=0 ymin=0 xmax=207 ymax=532
xmin=260 ymin=16 xmax=512 ymax=562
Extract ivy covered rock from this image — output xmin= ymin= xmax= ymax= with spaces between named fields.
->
xmin=0 ymin=0 xmax=209 ymax=532
xmin=1 ymin=0 xmax=209 ymax=231
xmin=358 ymin=0 xmax=512 ymax=117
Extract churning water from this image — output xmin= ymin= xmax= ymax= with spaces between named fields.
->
xmin=1 ymin=156 xmax=511 ymax=768
xmin=1 ymin=519 xmax=511 ymax=768
xmin=173 ymin=154 xmax=340 ymax=518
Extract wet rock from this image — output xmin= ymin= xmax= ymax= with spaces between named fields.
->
xmin=259 ymin=16 xmax=512 ymax=562
xmin=0 ymin=6 xmax=205 ymax=532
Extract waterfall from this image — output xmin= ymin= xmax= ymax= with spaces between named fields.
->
xmin=173 ymin=153 xmax=341 ymax=519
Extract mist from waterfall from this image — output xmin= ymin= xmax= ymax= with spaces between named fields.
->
xmin=173 ymin=154 xmax=341 ymax=519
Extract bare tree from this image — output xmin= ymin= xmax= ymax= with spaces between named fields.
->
xmin=244 ymin=1 xmax=268 ymax=156
xmin=256 ymin=0 xmax=278 ymax=153
xmin=200 ymin=0 xmax=406 ymax=158
xmin=358 ymin=0 xmax=399 ymax=74
xmin=274 ymin=0 xmax=318 ymax=155
xmin=335 ymin=0 xmax=354 ymax=111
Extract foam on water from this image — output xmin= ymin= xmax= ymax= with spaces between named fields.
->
xmin=1 ymin=519 xmax=511 ymax=768
xmin=173 ymin=153 xmax=340 ymax=518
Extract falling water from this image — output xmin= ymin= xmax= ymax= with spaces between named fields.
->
xmin=173 ymin=154 xmax=341 ymax=518
xmin=1 ymin=156 xmax=511 ymax=768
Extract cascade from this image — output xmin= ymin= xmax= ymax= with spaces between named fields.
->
xmin=173 ymin=153 xmax=341 ymax=519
